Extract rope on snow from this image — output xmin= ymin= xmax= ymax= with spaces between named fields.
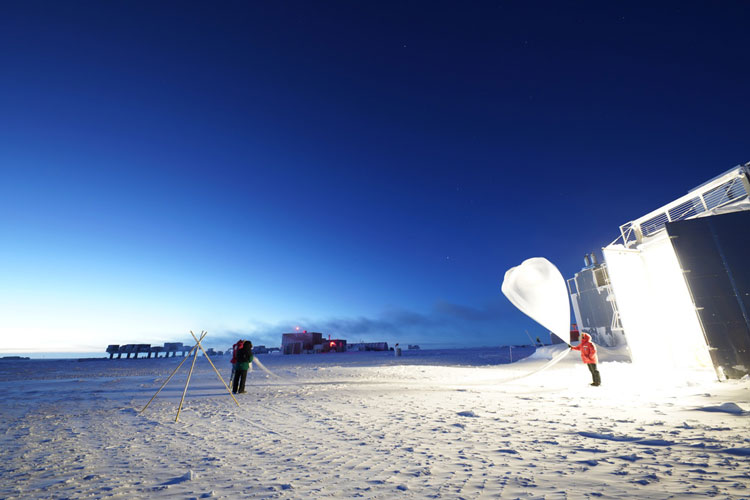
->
xmin=493 ymin=346 xmax=572 ymax=385
xmin=253 ymin=357 xmax=282 ymax=379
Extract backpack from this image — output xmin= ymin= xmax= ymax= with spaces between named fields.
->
xmin=237 ymin=344 xmax=251 ymax=363
xmin=231 ymin=340 xmax=244 ymax=363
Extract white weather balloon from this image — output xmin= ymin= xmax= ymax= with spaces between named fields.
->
xmin=501 ymin=257 xmax=570 ymax=341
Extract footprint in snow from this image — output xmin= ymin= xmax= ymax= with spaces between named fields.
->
xmin=695 ymin=402 xmax=748 ymax=415
xmin=163 ymin=470 xmax=194 ymax=485
xmin=577 ymin=459 xmax=599 ymax=466
xmin=496 ymin=448 xmax=519 ymax=454
xmin=457 ymin=410 xmax=479 ymax=417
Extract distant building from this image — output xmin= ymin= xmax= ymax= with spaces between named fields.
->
xmin=163 ymin=342 xmax=188 ymax=357
xmin=324 ymin=339 xmax=347 ymax=353
xmin=282 ymin=332 xmax=390 ymax=354
xmin=346 ymin=342 xmax=389 ymax=352
xmin=106 ymin=342 xmax=190 ymax=359
xmin=281 ymin=331 xmax=323 ymax=354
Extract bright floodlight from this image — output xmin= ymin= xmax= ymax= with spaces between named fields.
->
xmin=604 ymin=232 xmax=712 ymax=371
xmin=502 ymin=257 xmax=570 ymax=341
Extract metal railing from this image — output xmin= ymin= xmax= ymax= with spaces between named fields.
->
xmin=611 ymin=163 xmax=750 ymax=247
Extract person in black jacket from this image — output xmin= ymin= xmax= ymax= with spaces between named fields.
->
xmin=232 ymin=340 xmax=253 ymax=394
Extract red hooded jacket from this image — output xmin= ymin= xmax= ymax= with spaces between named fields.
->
xmin=571 ymin=333 xmax=598 ymax=364
xmin=231 ymin=340 xmax=244 ymax=364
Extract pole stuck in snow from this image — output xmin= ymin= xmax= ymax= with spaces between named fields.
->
xmin=188 ymin=330 xmax=240 ymax=405
xmin=139 ymin=330 xmax=241 ymax=423
xmin=175 ymin=332 xmax=203 ymax=422
xmin=139 ymin=341 xmax=201 ymax=414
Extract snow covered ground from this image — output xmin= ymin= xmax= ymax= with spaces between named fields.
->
xmin=1 ymin=346 xmax=749 ymax=499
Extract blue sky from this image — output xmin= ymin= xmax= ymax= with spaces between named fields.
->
xmin=1 ymin=1 xmax=749 ymax=353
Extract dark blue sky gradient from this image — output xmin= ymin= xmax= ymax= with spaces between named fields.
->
xmin=1 ymin=1 xmax=749 ymax=350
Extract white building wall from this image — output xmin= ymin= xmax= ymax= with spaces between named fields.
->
xmin=603 ymin=232 xmax=712 ymax=371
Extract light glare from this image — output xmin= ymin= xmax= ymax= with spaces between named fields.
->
xmin=603 ymin=232 xmax=712 ymax=373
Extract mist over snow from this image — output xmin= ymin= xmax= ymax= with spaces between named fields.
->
xmin=209 ymin=300 xmax=516 ymax=351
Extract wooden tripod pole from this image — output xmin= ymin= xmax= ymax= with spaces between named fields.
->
xmin=139 ymin=341 xmax=201 ymax=414
xmin=175 ymin=330 xmax=206 ymax=422
xmin=190 ymin=330 xmax=240 ymax=407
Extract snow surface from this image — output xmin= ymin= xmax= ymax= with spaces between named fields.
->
xmin=1 ymin=346 xmax=749 ymax=499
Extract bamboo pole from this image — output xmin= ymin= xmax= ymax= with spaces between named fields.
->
xmin=175 ymin=331 xmax=206 ymax=422
xmin=139 ymin=341 xmax=201 ymax=414
xmin=190 ymin=330 xmax=240 ymax=407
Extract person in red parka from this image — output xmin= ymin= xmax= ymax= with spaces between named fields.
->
xmin=232 ymin=340 xmax=253 ymax=394
xmin=230 ymin=339 xmax=243 ymax=385
xmin=569 ymin=333 xmax=601 ymax=386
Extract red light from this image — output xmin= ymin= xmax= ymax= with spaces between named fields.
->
xmin=330 ymin=341 xmax=335 ymax=347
